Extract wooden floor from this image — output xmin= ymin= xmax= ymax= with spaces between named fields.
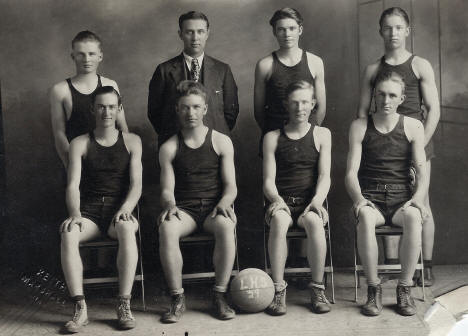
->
xmin=0 ymin=265 xmax=467 ymax=336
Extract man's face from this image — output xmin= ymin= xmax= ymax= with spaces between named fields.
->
xmin=374 ymin=79 xmax=405 ymax=115
xmin=93 ymin=92 xmax=120 ymax=128
xmin=179 ymin=19 xmax=209 ymax=57
xmin=176 ymin=94 xmax=207 ymax=129
xmin=380 ymin=15 xmax=409 ymax=50
xmin=274 ymin=18 xmax=302 ymax=49
xmin=71 ymin=41 xmax=103 ymax=74
xmin=286 ymin=88 xmax=315 ymax=123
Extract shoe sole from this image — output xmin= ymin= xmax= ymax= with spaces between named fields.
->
xmin=64 ymin=320 xmax=89 ymax=334
xmin=361 ymin=309 xmax=382 ymax=317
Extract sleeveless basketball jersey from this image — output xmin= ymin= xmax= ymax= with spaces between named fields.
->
xmin=374 ymin=55 xmax=423 ymax=121
xmin=275 ymin=125 xmax=319 ymax=199
xmin=359 ymin=115 xmax=411 ymax=185
xmin=81 ymin=131 xmax=130 ymax=198
xmin=65 ymin=75 xmax=103 ymax=141
xmin=264 ymin=50 xmax=314 ymax=133
xmin=174 ymin=128 xmax=222 ymax=200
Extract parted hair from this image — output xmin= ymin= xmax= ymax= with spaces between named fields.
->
xmin=374 ymin=70 xmax=406 ymax=94
xmin=176 ymin=80 xmax=207 ymax=103
xmin=72 ymin=30 xmax=102 ymax=49
xmin=285 ymin=80 xmax=315 ymax=99
xmin=92 ymin=86 xmax=122 ymax=106
xmin=179 ymin=11 xmax=210 ymax=29
xmin=269 ymin=7 xmax=303 ymax=28
xmin=379 ymin=7 xmax=410 ymax=28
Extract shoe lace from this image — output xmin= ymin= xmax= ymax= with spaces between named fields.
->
xmin=273 ymin=289 xmax=285 ymax=305
xmin=72 ymin=302 xmax=83 ymax=322
xmin=367 ymin=287 xmax=376 ymax=304
xmin=312 ymin=288 xmax=327 ymax=304
xmin=398 ymin=287 xmax=409 ymax=306
xmin=168 ymin=295 xmax=183 ymax=314
xmin=118 ymin=300 xmax=133 ymax=320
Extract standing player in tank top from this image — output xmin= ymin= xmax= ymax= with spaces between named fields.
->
xmin=50 ymin=31 xmax=128 ymax=170
xmin=356 ymin=7 xmax=440 ymax=286
xmin=254 ymin=7 xmax=326 ymax=134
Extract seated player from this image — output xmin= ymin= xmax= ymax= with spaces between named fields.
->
xmin=345 ymin=71 xmax=427 ymax=316
xmin=158 ymin=80 xmax=237 ymax=322
xmin=263 ymin=80 xmax=332 ymax=315
xmin=60 ymin=86 xmax=142 ymax=333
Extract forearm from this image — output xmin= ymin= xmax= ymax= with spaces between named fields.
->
xmin=423 ymin=106 xmax=440 ymax=145
xmin=120 ymin=183 xmax=142 ymax=213
xmin=345 ymin=174 xmax=365 ymax=204
xmin=312 ymin=174 xmax=330 ymax=205
xmin=160 ymin=190 xmax=176 ymax=209
xmin=263 ymin=181 xmax=282 ymax=203
xmin=315 ymin=106 xmax=326 ymax=126
xmin=54 ymin=136 xmax=69 ymax=168
xmin=218 ymin=184 xmax=237 ymax=206
xmin=66 ymin=187 xmax=81 ymax=216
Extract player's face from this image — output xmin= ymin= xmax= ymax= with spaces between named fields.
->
xmin=179 ymin=19 xmax=209 ymax=57
xmin=380 ymin=15 xmax=409 ymax=50
xmin=374 ymin=80 xmax=405 ymax=115
xmin=286 ymin=88 xmax=316 ymax=123
xmin=71 ymin=41 xmax=103 ymax=74
xmin=93 ymin=93 xmax=120 ymax=128
xmin=176 ymin=94 xmax=207 ymax=129
xmin=274 ymin=18 xmax=303 ymax=49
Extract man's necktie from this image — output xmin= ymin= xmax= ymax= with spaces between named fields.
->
xmin=191 ymin=58 xmax=200 ymax=82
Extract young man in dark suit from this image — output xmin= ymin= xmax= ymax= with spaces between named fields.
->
xmin=148 ymin=11 xmax=239 ymax=147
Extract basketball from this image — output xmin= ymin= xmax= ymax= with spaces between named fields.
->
xmin=230 ymin=268 xmax=275 ymax=313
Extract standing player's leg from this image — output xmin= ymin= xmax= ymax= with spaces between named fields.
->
xmin=356 ymin=205 xmax=385 ymax=316
xmin=204 ymin=213 xmax=237 ymax=320
xmin=392 ymin=205 xmax=422 ymax=316
xmin=298 ymin=210 xmax=330 ymax=313
xmin=108 ymin=217 xmax=139 ymax=329
xmin=421 ymin=160 xmax=435 ymax=284
xmin=158 ymin=211 xmax=197 ymax=323
xmin=266 ymin=209 xmax=292 ymax=315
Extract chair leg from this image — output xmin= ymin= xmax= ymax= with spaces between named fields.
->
xmin=326 ymin=225 xmax=335 ymax=304
xmin=420 ymin=246 xmax=425 ymax=302
xmin=354 ymin=238 xmax=358 ymax=303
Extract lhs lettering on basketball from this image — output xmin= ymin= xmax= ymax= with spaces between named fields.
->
xmin=239 ymin=275 xmax=269 ymax=298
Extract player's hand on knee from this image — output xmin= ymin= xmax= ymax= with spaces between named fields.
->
xmin=402 ymin=198 xmax=428 ymax=220
xmin=113 ymin=207 xmax=132 ymax=225
xmin=301 ymin=198 xmax=328 ymax=225
xmin=211 ymin=201 xmax=237 ymax=224
xmin=60 ymin=215 xmax=83 ymax=233
xmin=353 ymin=198 xmax=376 ymax=219
xmin=158 ymin=205 xmax=182 ymax=226
xmin=265 ymin=198 xmax=290 ymax=223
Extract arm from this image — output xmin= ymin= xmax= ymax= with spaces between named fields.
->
xmin=309 ymin=56 xmax=326 ymax=125
xmin=49 ymin=85 xmax=70 ymax=169
xmin=406 ymin=118 xmax=428 ymax=203
xmin=417 ymin=58 xmax=440 ymax=146
xmin=222 ymin=65 xmax=239 ymax=131
xmin=345 ymin=119 xmax=375 ymax=216
xmin=109 ymin=81 xmax=129 ymax=132
xmin=148 ymin=65 xmax=165 ymax=134
xmin=158 ymin=138 xmax=181 ymax=223
xmin=311 ymin=128 xmax=331 ymax=205
xmin=211 ymin=133 xmax=238 ymax=221
xmin=114 ymin=134 xmax=142 ymax=222
xmin=254 ymin=58 xmax=270 ymax=131
xmin=60 ymin=137 xmax=85 ymax=232
xmin=357 ymin=64 xmax=378 ymax=119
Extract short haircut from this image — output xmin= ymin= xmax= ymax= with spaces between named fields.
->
xmin=92 ymin=86 xmax=122 ymax=106
xmin=176 ymin=80 xmax=207 ymax=103
xmin=285 ymin=80 xmax=315 ymax=99
xmin=374 ymin=70 xmax=406 ymax=95
xmin=179 ymin=11 xmax=210 ymax=30
xmin=269 ymin=7 xmax=303 ymax=28
xmin=379 ymin=7 xmax=410 ymax=28
xmin=71 ymin=30 xmax=102 ymax=49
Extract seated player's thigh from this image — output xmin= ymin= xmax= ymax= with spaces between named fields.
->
xmin=61 ymin=217 xmax=102 ymax=243
xmin=391 ymin=206 xmax=422 ymax=228
xmin=108 ymin=217 xmax=139 ymax=239
xmin=159 ymin=210 xmax=198 ymax=240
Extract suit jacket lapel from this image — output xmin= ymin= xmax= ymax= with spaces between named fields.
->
xmin=203 ymin=55 xmax=220 ymax=89
xmin=169 ymin=53 xmax=186 ymax=84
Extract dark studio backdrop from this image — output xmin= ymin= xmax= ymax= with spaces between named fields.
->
xmin=0 ymin=0 xmax=467 ymax=279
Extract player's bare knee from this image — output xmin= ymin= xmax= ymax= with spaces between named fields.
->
xmin=158 ymin=220 xmax=179 ymax=243
xmin=301 ymin=211 xmax=323 ymax=232
xmin=213 ymin=216 xmax=235 ymax=236
xmin=403 ymin=207 xmax=422 ymax=231
xmin=60 ymin=229 xmax=80 ymax=247
xmin=114 ymin=220 xmax=137 ymax=237
xmin=357 ymin=207 xmax=377 ymax=226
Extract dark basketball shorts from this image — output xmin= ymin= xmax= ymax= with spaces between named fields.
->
xmin=361 ymin=184 xmax=412 ymax=224
xmin=177 ymin=198 xmax=219 ymax=230
xmin=80 ymin=196 xmax=123 ymax=233
xmin=265 ymin=196 xmax=318 ymax=226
